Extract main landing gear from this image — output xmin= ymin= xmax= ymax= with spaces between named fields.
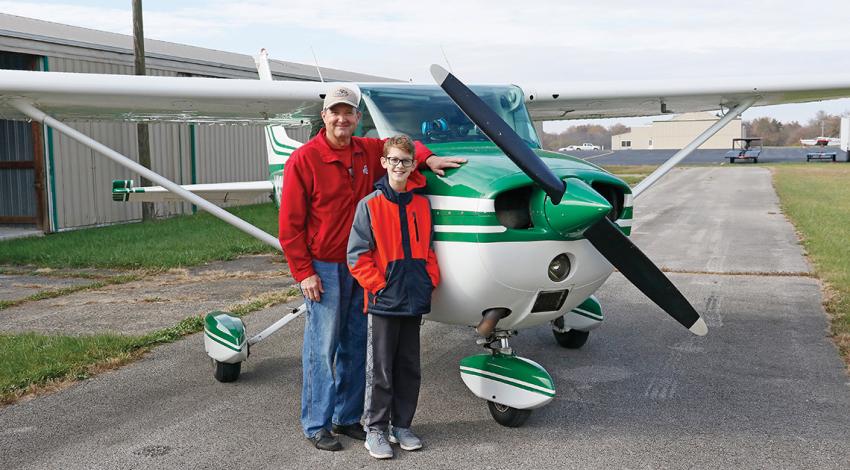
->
xmin=550 ymin=295 xmax=603 ymax=349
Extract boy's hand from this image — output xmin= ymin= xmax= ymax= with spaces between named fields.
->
xmin=301 ymin=274 xmax=324 ymax=302
xmin=425 ymin=155 xmax=467 ymax=176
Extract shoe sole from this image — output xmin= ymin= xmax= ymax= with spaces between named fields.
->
xmin=332 ymin=430 xmax=367 ymax=441
xmin=388 ymin=435 xmax=422 ymax=451
xmin=364 ymin=441 xmax=393 ymax=459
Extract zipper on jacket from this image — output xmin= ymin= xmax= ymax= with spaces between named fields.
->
xmin=413 ymin=211 xmax=420 ymax=243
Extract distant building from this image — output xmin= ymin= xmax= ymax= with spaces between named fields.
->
xmin=611 ymin=112 xmax=742 ymax=150
xmin=0 ymin=13 xmax=392 ymax=233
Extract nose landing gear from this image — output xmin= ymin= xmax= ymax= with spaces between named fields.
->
xmin=460 ymin=331 xmax=555 ymax=427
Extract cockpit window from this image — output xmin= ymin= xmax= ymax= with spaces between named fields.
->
xmin=356 ymin=85 xmax=540 ymax=148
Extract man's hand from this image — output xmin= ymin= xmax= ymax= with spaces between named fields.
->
xmin=425 ymin=155 xmax=467 ymax=176
xmin=301 ymin=274 xmax=324 ymax=302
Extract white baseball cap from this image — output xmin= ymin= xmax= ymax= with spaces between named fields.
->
xmin=323 ymin=85 xmax=360 ymax=110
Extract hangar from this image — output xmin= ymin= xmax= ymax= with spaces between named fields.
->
xmin=0 ymin=13 xmax=389 ymax=233
xmin=611 ymin=112 xmax=742 ymax=150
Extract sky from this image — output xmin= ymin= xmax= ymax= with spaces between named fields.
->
xmin=2 ymin=0 xmax=849 ymax=133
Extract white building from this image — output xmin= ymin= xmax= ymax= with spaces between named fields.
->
xmin=611 ymin=112 xmax=742 ymax=150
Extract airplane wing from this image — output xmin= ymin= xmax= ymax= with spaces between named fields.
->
xmin=112 ymin=180 xmax=274 ymax=203
xmin=0 ymin=69 xmax=337 ymax=125
xmin=4 ymin=69 xmax=850 ymax=123
xmin=520 ymin=74 xmax=850 ymax=121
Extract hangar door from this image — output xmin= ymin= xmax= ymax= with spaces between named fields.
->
xmin=0 ymin=51 xmax=44 ymax=227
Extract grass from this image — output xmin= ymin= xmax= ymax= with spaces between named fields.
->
xmin=772 ymin=164 xmax=850 ymax=364
xmin=0 ymin=203 xmax=279 ymax=269
xmin=0 ymin=287 xmax=299 ymax=405
xmin=601 ymin=164 xmax=657 ymax=186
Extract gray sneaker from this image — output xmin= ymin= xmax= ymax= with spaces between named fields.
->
xmin=388 ymin=426 xmax=422 ymax=451
xmin=364 ymin=430 xmax=393 ymax=459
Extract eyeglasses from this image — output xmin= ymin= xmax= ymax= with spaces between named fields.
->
xmin=385 ymin=157 xmax=415 ymax=168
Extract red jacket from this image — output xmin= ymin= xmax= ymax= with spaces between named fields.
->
xmin=347 ymin=175 xmax=440 ymax=316
xmin=279 ymin=129 xmax=432 ymax=282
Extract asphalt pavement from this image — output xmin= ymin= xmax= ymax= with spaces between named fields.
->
xmin=1 ymin=167 xmax=848 ymax=469
xmin=564 ymin=147 xmax=849 ymax=165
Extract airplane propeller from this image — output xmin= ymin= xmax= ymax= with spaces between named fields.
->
xmin=430 ymin=64 xmax=707 ymax=336
xmin=429 ymin=66 xmax=566 ymax=205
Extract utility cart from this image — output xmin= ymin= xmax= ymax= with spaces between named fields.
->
xmin=726 ymin=138 xmax=762 ymax=163
xmin=805 ymin=140 xmax=837 ymax=162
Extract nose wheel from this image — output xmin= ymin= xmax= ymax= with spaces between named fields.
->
xmin=487 ymin=400 xmax=531 ymax=427
xmin=461 ymin=331 xmax=555 ymax=428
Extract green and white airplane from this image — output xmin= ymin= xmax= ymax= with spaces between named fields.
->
xmin=2 ymin=50 xmax=850 ymax=426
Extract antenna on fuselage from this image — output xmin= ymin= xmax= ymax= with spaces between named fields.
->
xmin=440 ymin=45 xmax=454 ymax=73
xmin=310 ymin=46 xmax=325 ymax=83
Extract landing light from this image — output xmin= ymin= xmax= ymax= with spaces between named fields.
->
xmin=548 ymin=254 xmax=571 ymax=282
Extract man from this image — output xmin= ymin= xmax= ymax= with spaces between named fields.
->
xmin=278 ymin=84 xmax=465 ymax=451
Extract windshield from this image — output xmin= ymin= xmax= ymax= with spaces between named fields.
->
xmin=356 ymin=84 xmax=540 ymax=148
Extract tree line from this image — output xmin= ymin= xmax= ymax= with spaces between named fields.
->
xmin=541 ymin=111 xmax=846 ymax=150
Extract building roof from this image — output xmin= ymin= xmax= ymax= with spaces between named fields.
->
xmin=0 ymin=13 xmax=395 ymax=82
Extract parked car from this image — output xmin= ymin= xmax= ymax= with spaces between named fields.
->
xmin=558 ymin=143 xmax=602 ymax=151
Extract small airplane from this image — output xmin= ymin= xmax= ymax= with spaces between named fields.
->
xmin=800 ymin=136 xmax=840 ymax=146
xmin=2 ymin=51 xmax=850 ymax=427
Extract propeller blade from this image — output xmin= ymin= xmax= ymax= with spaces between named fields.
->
xmin=430 ymin=64 xmax=566 ymax=204
xmin=584 ymin=218 xmax=708 ymax=336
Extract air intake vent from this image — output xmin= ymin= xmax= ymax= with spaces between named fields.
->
xmin=494 ymin=186 xmax=534 ymax=229
xmin=591 ymin=183 xmax=623 ymax=221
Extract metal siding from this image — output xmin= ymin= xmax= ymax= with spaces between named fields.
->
xmin=149 ymin=122 xmax=193 ymax=217
xmin=195 ymin=124 xmax=268 ymax=206
xmin=287 ymin=125 xmax=312 ymax=143
xmin=5 ymin=121 xmax=35 ymax=217
xmin=0 ymin=169 xmax=35 ymax=217
xmin=1 ymin=119 xmax=34 ymax=161
xmin=32 ymin=55 xmax=318 ymax=230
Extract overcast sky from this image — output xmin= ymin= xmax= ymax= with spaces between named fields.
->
xmin=2 ymin=0 xmax=849 ymax=132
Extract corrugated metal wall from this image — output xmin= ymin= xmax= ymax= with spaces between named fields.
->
xmin=44 ymin=56 xmax=291 ymax=230
xmin=1 ymin=51 xmax=38 ymax=223
xmin=196 ymin=124 xmax=267 ymax=206
xmin=0 ymin=120 xmax=36 ymax=219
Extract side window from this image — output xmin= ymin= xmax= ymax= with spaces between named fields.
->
xmin=354 ymin=104 xmax=378 ymax=138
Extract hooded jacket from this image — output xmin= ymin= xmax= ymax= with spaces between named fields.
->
xmin=347 ymin=175 xmax=440 ymax=316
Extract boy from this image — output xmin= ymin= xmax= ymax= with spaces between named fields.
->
xmin=347 ymin=135 xmax=440 ymax=460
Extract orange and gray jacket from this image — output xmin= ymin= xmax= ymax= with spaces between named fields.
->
xmin=347 ymin=175 xmax=440 ymax=316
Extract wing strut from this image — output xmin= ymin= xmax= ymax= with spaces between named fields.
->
xmin=9 ymin=99 xmax=282 ymax=251
xmin=631 ymin=97 xmax=757 ymax=198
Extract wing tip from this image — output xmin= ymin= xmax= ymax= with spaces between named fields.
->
xmin=689 ymin=317 xmax=708 ymax=336
xmin=430 ymin=64 xmax=449 ymax=85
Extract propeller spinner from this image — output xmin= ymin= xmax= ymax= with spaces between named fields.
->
xmin=430 ymin=64 xmax=707 ymax=336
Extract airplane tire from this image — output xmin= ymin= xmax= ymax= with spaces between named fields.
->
xmin=552 ymin=317 xmax=590 ymax=349
xmin=214 ymin=360 xmax=241 ymax=383
xmin=553 ymin=329 xmax=589 ymax=349
xmin=487 ymin=401 xmax=531 ymax=427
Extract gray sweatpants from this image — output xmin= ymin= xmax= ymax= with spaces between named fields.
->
xmin=363 ymin=314 xmax=422 ymax=432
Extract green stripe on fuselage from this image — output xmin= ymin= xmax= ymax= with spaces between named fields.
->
xmin=432 ymin=210 xmax=501 ymax=226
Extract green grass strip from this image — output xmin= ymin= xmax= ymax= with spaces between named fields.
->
xmin=772 ymin=164 xmax=850 ymax=364
xmin=0 ymin=287 xmax=300 ymax=404
xmin=0 ymin=203 xmax=280 ymax=269
xmin=0 ymin=333 xmax=142 ymax=403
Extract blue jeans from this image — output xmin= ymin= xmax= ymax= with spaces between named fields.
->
xmin=301 ymin=260 xmax=367 ymax=438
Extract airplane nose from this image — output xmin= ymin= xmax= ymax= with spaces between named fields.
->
xmin=540 ymin=178 xmax=612 ymax=239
